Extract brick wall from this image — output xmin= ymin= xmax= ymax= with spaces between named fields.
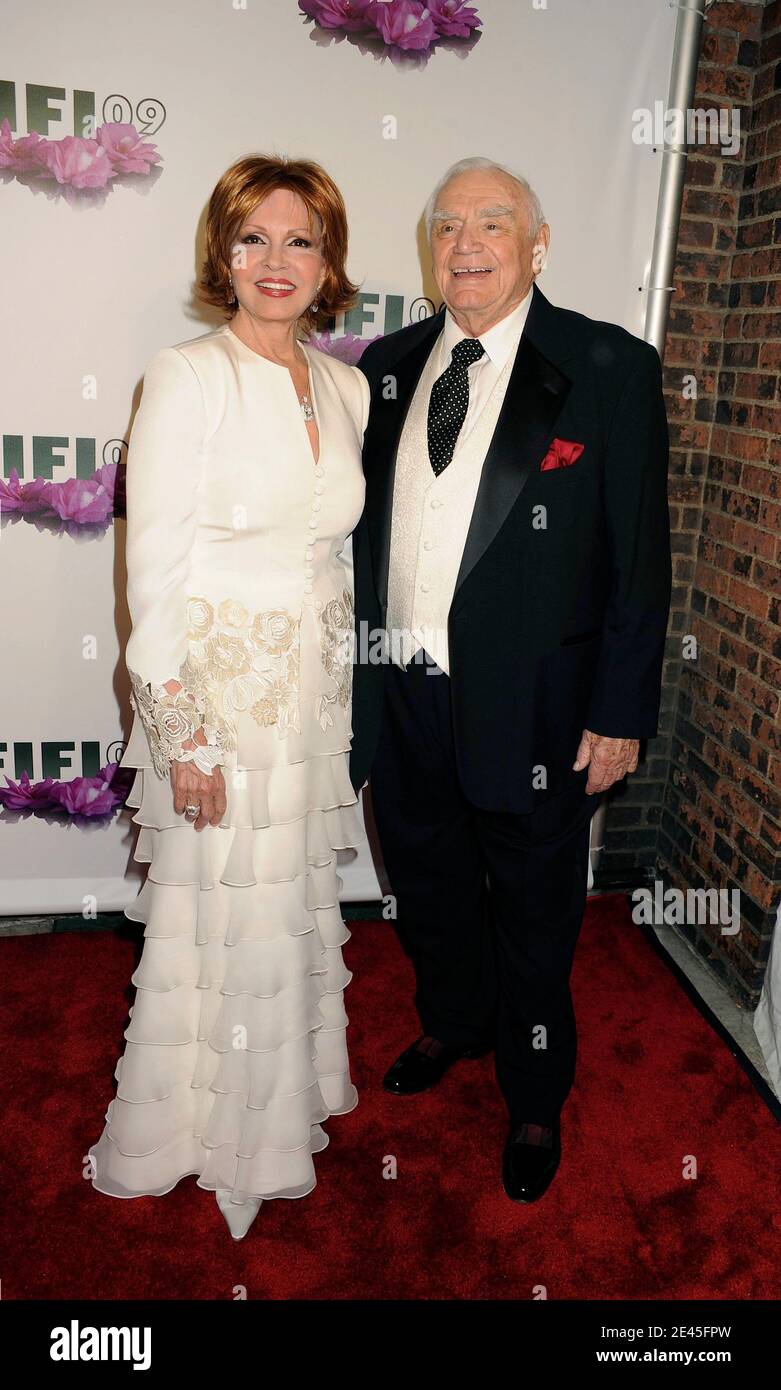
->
xmin=601 ymin=0 xmax=781 ymax=1009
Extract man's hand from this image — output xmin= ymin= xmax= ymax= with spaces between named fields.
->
xmin=573 ymin=730 xmax=639 ymax=795
xmin=170 ymin=758 xmax=227 ymax=830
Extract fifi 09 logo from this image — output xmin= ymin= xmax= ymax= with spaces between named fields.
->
xmin=342 ymin=291 xmax=438 ymax=340
xmin=2 ymin=434 xmax=126 ymax=482
xmin=0 ymin=80 xmax=166 ymax=139
xmin=0 ymin=739 xmax=128 ymax=782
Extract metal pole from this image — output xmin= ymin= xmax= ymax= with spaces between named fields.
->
xmin=590 ymin=0 xmax=707 ymax=887
xmin=644 ymin=0 xmax=709 ymax=353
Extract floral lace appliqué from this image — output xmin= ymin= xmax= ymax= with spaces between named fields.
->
xmin=129 ymin=592 xmax=353 ymax=769
xmin=315 ymin=589 xmax=354 ymax=731
xmin=127 ymin=672 xmax=232 ymax=780
xmin=179 ymin=597 xmax=302 ymax=738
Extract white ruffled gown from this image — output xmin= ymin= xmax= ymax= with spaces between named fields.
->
xmin=87 ymin=323 xmax=369 ymax=1214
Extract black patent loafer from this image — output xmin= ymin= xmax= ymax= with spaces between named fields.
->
xmin=502 ymin=1120 xmax=561 ymax=1203
xmin=383 ymin=1035 xmax=491 ymax=1095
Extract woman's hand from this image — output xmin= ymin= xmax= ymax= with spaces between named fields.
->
xmin=161 ymin=677 xmax=226 ymax=829
xmin=170 ymin=758 xmax=227 ymax=830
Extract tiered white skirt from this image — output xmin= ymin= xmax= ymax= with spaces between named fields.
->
xmin=88 ymin=727 xmax=363 ymax=1208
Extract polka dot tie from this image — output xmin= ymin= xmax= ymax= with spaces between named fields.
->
xmin=427 ymin=337 xmax=485 ymax=476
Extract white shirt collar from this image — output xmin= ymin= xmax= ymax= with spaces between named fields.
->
xmin=441 ymin=284 xmax=533 ymax=372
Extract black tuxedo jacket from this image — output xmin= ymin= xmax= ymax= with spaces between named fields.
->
xmin=348 ymin=283 xmax=672 ymax=813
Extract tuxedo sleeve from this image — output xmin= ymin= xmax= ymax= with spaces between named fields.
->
xmin=353 ymin=361 xmax=371 ymax=436
xmin=355 ymin=338 xmax=385 ymax=395
xmin=124 ymin=346 xmax=232 ymax=780
xmin=585 ymin=342 xmax=672 ymax=738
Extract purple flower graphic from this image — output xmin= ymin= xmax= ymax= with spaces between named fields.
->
xmin=0 ymin=462 xmax=122 ymax=529
xmin=53 ymin=764 xmax=127 ymax=817
xmin=0 ymin=764 xmax=131 ymax=820
xmin=426 ymin=0 xmax=481 ymax=37
xmin=94 ymin=460 xmax=119 ymax=495
xmin=370 ymin=0 xmax=438 ymax=49
xmin=309 ymin=330 xmax=382 ymax=364
xmin=0 ymin=118 xmax=15 ymax=166
xmin=0 ymin=771 xmax=62 ymax=813
xmin=0 ymin=469 xmax=52 ymax=515
xmin=46 ymin=472 xmax=115 ymax=525
xmin=299 ymin=0 xmax=375 ymax=28
xmin=298 ymin=0 xmax=481 ymax=55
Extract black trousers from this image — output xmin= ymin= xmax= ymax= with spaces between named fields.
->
xmin=369 ymin=648 xmax=594 ymax=1127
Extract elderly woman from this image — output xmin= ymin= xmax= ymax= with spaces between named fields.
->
xmin=88 ymin=156 xmax=369 ymax=1239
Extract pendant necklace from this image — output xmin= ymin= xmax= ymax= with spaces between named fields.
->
xmin=237 ymin=315 xmax=315 ymax=420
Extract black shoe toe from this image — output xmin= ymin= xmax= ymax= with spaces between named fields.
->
xmin=382 ymin=1036 xmax=488 ymax=1095
xmin=502 ymin=1123 xmax=561 ymax=1204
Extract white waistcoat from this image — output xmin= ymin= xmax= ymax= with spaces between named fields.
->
xmin=386 ymin=336 xmax=519 ymax=674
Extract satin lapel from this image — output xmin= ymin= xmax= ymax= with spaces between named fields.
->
xmin=451 ymin=333 xmax=572 ymax=607
xmin=365 ymin=316 xmax=443 ymax=615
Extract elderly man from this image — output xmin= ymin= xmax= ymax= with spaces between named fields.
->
xmin=349 ymin=157 xmax=671 ymax=1203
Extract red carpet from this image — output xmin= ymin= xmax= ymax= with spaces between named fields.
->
xmin=1 ymin=893 xmax=780 ymax=1300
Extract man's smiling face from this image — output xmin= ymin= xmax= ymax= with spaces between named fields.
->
xmin=429 ymin=168 xmax=548 ymax=335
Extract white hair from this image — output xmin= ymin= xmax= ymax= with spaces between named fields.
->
xmin=423 ymin=157 xmax=545 ymax=239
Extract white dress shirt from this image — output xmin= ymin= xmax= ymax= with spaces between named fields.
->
xmin=438 ymin=286 xmax=533 ymax=440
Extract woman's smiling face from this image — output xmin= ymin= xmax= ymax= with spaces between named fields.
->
xmin=230 ymin=187 xmax=325 ymax=325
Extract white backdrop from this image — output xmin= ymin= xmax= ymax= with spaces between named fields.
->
xmin=1 ymin=0 xmax=677 ymax=912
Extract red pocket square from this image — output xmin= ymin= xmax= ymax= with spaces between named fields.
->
xmin=540 ymin=438 xmax=585 ymax=471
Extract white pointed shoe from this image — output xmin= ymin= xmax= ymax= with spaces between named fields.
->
xmin=216 ymin=1188 xmax=261 ymax=1240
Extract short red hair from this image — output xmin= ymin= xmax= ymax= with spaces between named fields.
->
xmin=196 ymin=155 xmax=358 ymax=335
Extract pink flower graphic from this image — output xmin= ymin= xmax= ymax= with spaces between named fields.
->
xmin=1 ymin=120 xmax=161 ymax=191
xmin=44 ymin=135 xmax=115 ymax=189
xmin=369 ymin=0 xmax=438 ymax=49
xmin=427 ymin=0 xmax=481 ymax=37
xmin=6 ymin=129 xmax=54 ymax=175
xmin=97 ymin=122 xmax=162 ymax=175
xmin=299 ymin=0 xmax=375 ymax=28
